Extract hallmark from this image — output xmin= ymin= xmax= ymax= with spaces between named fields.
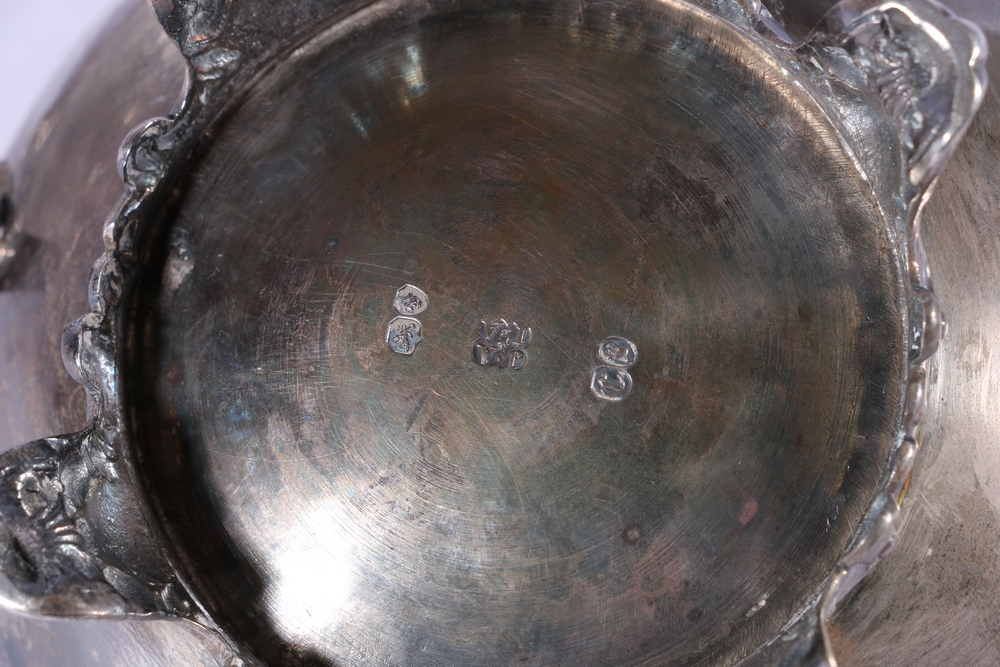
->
xmin=393 ymin=284 xmax=429 ymax=316
xmin=387 ymin=316 xmax=422 ymax=355
xmin=591 ymin=335 xmax=637 ymax=401
xmin=598 ymin=337 xmax=638 ymax=368
xmin=472 ymin=319 xmax=531 ymax=370
xmin=591 ymin=366 xmax=633 ymax=402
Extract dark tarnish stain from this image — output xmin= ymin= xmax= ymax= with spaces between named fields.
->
xmin=623 ymin=523 xmax=643 ymax=545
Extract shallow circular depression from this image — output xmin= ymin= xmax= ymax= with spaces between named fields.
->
xmin=126 ymin=0 xmax=906 ymax=665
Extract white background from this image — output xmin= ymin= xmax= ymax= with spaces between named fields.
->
xmin=0 ymin=0 xmax=128 ymax=158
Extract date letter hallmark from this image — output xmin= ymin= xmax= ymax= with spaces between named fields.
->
xmin=591 ymin=367 xmax=633 ymax=402
xmin=472 ymin=319 xmax=531 ymax=370
xmin=387 ymin=316 xmax=422 ymax=355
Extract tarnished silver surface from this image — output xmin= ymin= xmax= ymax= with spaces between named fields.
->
xmin=0 ymin=0 xmax=992 ymax=665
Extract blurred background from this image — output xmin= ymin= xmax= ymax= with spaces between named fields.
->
xmin=0 ymin=0 xmax=127 ymax=158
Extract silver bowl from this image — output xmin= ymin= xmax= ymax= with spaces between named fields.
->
xmin=0 ymin=0 xmax=987 ymax=665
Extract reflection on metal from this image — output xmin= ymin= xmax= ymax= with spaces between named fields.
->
xmin=268 ymin=505 xmax=357 ymax=639
xmin=0 ymin=0 xmax=987 ymax=666
xmin=163 ymin=229 xmax=194 ymax=291
xmin=402 ymin=43 xmax=427 ymax=98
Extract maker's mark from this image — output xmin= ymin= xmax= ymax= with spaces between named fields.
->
xmin=472 ymin=319 xmax=531 ymax=370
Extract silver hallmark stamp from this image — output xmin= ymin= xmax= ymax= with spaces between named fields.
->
xmin=386 ymin=316 xmax=422 ymax=355
xmin=592 ymin=336 xmax=637 ymax=401
xmin=472 ymin=319 xmax=531 ymax=370
xmin=393 ymin=284 xmax=429 ymax=315
xmin=591 ymin=366 xmax=633 ymax=402
xmin=598 ymin=336 xmax=638 ymax=368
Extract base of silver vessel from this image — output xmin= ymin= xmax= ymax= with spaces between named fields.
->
xmin=0 ymin=0 xmax=991 ymax=665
